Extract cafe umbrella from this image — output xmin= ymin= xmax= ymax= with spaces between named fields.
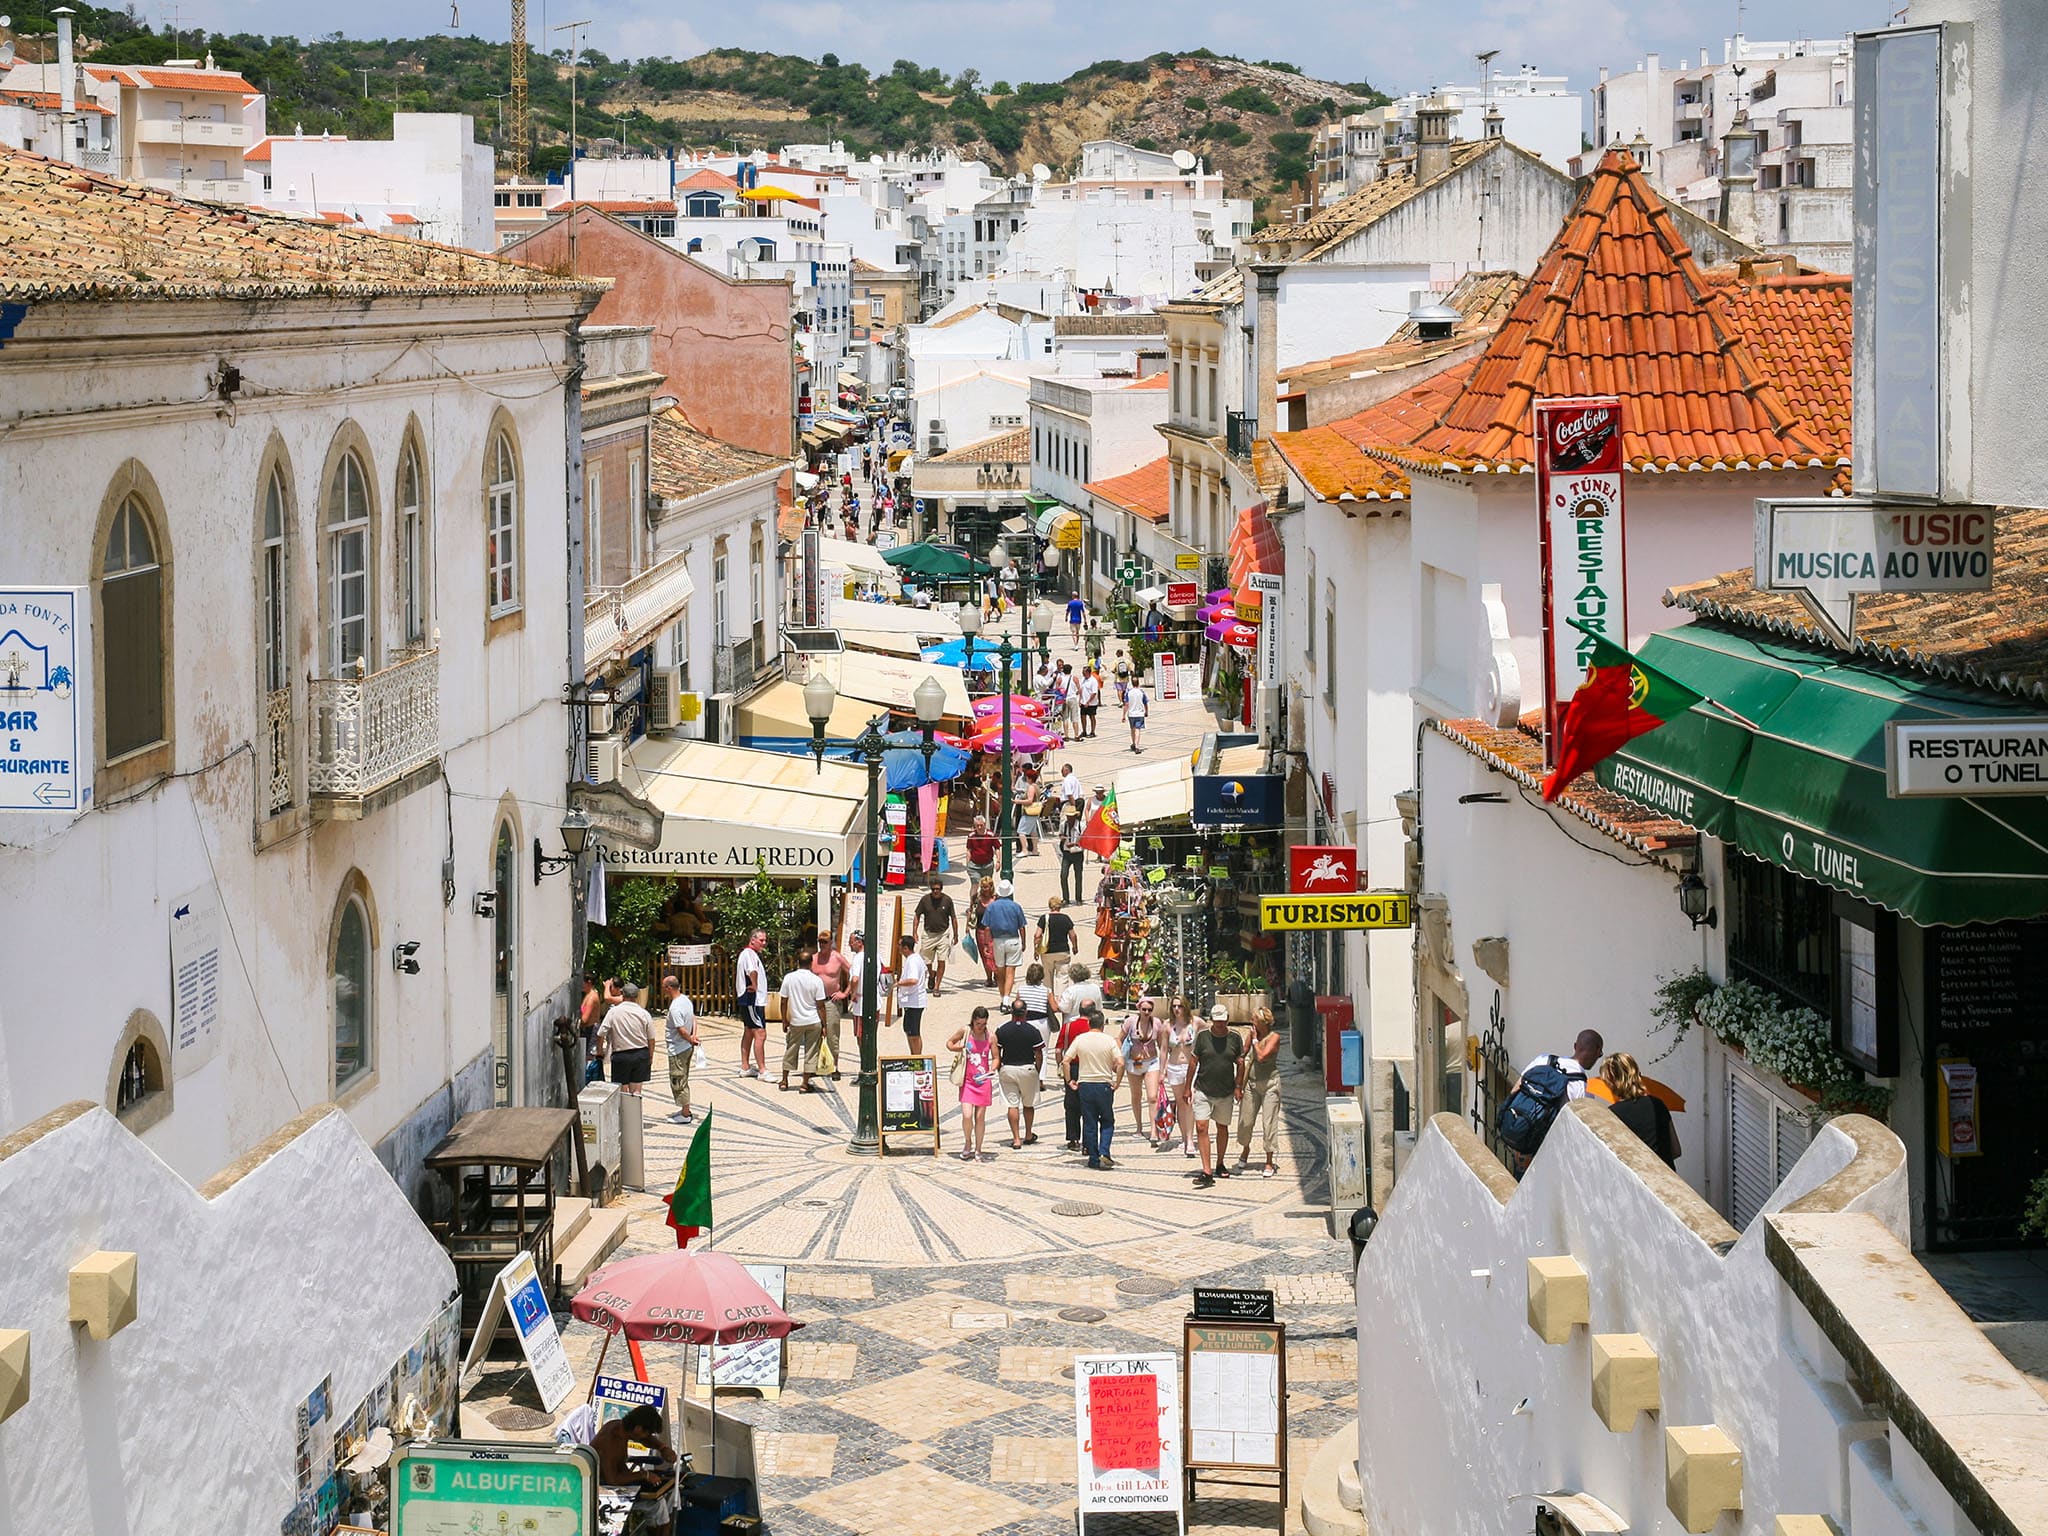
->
xmin=571 ymin=1249 xmax=805 ymax=1473
xmin=879 ymin=541 xmax=993 ymax=580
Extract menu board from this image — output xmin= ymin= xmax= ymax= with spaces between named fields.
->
xmin=1927 ymin=921 xmax=2048 ymax=1040
xmin=1073 ymin=1353 xmax=1182 ymax=1522
xmin=879 ymin=1055 xmax=939 ymax=1153
xmin=1182 ymin=1321 xmax=1285 ymax=1471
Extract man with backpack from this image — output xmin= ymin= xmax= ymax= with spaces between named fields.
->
xmin=1496 ymin=1029 xmax=1603 ymax=1176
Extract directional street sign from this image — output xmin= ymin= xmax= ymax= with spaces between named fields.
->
xmin=0 ymin=587 xmax=84 ymax=814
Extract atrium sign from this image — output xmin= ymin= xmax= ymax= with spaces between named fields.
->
xmin=1535 ymin=397 xmax=1628 ymax=766
xmin=1756 ymin=498 xmax=1994 ymax=647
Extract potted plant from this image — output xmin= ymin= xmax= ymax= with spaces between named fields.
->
xmin=702 ymin=863 xmax=812 ymax=1020
xmin=1209 ymin=956 xmax=1266 ymax=1023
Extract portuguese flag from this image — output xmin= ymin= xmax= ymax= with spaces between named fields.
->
xmin=1542 ymin=633 xmax=1702 ymax=801
xmin=1077 ymin=785 xmax=1121 ymax=859
xmin=665 ymin=1109 xmax=713 ymax=1248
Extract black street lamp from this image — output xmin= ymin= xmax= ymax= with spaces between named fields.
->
xmin=961 ymin=600 xmax=1019 ymax=880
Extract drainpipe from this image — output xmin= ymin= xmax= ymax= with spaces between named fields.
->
xmin=1250 ymin=263 xmax=1282 ymax=443
xmin=564 ymin=321 xmax=591 ymax=1057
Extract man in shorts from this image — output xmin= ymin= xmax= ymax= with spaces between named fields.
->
xmin=778 ymin=950 xmax=828 ymax=1093
xmin=914 ymin=874 xmax=958 ymax=996
xmin=982 ymin=878 xmax=1028 ymax=998
xmin=1035 ymin=896 xmax=1076 ymax=1003
xmin=734 ymin=929 xmax=768 ymax=1078
xmin=892 ymin=933 xmax=929 ymax=1054
xmin=599 ymin=981 xmax=656 ymax=1097
xmin=995 ymin=998 xmax=1045 ymax=1149
xmin=812 ymin=932 xmax=851 ymax=1080
xmin=1191 ymin=1003 xmax=1246 ymax=1187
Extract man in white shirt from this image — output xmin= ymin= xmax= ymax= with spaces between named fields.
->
xmin=1062 ymin=962 xmax=1105 ymax=1018
xmin=734 ymin=929 xmax=769 ymax=1079
xmin=1059 ymin=762 xmax=1083 ymax=809
xmin=1518 ymin=1030 xmax=1603 ymax=1100
xmin=660 ymin=976 xmax=699 ymax=1123
xmin=844 ymin=930 xmax=870 ymax=1035
xmin=1127 ymin=683 xmax=1150 ymax=753
xmin=598 ymin=982 xmax=656 ymax=1097
xmin=778 ymin=951 xmax=829 ymax=1093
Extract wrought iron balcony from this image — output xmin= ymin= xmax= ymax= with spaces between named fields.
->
xmin=1225 ymin=410 xmax=1258 ymax=461
xmin=262 ymin=687 xmax=294 ymax=819
xmin=307 ymin=648 xmax=441 ymax=818
xmin=712 ymin=637 xmax=759 ymax=697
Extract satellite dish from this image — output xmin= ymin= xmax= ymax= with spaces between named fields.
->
xmin=1030 ymin=162 xmax=1051 ymax=182
xmin=0 ymin=16 xmax=13 ymax=70
xmin=1171 ymin=148 xmax=1196 ymax=171
xmin=870 ymin=153 xmax=883 ymax=166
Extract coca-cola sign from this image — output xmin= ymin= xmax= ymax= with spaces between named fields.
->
xmin=1540 ymin=401 xmax=1623 ymax=475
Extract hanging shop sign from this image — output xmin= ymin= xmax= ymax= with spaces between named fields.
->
xmin=802 ymin=525 xmax=826 ymax=628
xmin=1535 ymin=397 xmax=1628 ymax=764
xmin=593 ymin=824 xmax=852 ymax=878
xmin=1192 ymin=774 xmax=1283 ymax=828
xmin=569 ymin=781 xmax=666 ymax=852
xmin=1247 ymin=571 xmax=1283 ymax=683
xmin=1288 ymin=846 xmax=1359 ymax=894
xmin=391 ymin=1441 xmax=597 ymax=1536
xmin=1886 ymin=717 xmax=2048 ymax=798
xmin=1758 ymin=498 xmax=1995 ymax=648
xmin=1259 ymin=892 xmax=1413 ymax=931
xmin=1175 ymin=552 xmax=1202 ymax=571
xmin=1166 ymin=581 xmax=1199 ymax=608
xmin=1073 ymin=1352 xmax=1183 ymax=1531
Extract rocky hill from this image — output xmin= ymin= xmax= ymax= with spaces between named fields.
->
xmin=0 ymin=8 xmax=1385 ymax=215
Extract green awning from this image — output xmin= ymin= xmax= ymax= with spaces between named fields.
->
xmin=1597 ymin=623 xmax=2048 ymax=928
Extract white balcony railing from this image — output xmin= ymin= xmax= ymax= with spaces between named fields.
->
xmin=135 ymin=117 xmax=250 ymax=147
xmin=307 ymin=649 xmax=440 ymax=810
xmin=583 ymin=552 xmax=697 ymax=675
xmin=145 ymin=175 xmax=248 ymax=203
xmin=262 ymin=687 xmax=293 ymax=818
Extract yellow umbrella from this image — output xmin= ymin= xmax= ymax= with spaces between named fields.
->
xmin=739 ymin=185 xmax=804 ymax=201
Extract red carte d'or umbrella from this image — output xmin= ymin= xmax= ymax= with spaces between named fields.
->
xmin=571 ymin=1249 xmax=805 ymax=1344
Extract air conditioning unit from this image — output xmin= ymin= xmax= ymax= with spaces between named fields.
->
xmin=704 ymin=692 xmax=737 ymax=745
xmin=582 ymin=735 xmax=623 ymax=785
xmin=647 ymin=666 xmax=683 ymax=733
xmin=586 ymin=691 xmax=615 ymax=737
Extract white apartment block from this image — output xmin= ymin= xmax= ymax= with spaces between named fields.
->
xmin=5 ymin=53 xmax=260 ymax=200
xmin=256 ymin=114 xmax=496 ymax=251
xmin=1387 ymin=68 xmax=1583 ymax=169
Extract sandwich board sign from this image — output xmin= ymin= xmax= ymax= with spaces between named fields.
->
xmin=461 ymin=1251 xmax=576 ymax=1412
xmin=1074 ymin=1352 xmax=1183 ymax=1535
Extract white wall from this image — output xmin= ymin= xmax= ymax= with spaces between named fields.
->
xmin=0 ymin=1104 xmax=455 ymax=1531
xmin=910 ymin=364 xmax=1033 ymax=453
xmin=1274 ymin=263 xmax=1434 ymax=369
xmin=0 ymin=295 xmax=579 ymax=1191
xmin=649 ymin=473 xmax=784 ymax=695
xmin=268 ymin=114 xmax=495 ymax=250
xmin=1357 ymin=1107 xmax=1913 ymax=1536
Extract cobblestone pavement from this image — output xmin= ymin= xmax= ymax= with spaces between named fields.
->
xmin=476 ymin=627 xmax=1358 ymax=1534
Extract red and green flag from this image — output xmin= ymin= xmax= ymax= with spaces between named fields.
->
xmin=1542 ymin=633 xmax=1701 ymax=801
xmin=1077 ymin=785 xmax=1121 ymax=859
xmin=665 ymin=1109 xmax=713 ymax=1249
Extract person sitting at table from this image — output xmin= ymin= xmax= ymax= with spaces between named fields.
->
xmin=593 ymin=1405 xmax=679 ymax=1529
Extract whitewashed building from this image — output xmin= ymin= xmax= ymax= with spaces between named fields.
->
xmin=0 ymin=149 xmax=603 ymax=1204
xmin=255 ymin=114 xmax=496 ymax=251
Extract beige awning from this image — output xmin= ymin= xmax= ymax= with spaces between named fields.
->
xmin=615 ymin=738 xmax=870 ymax=877
xmin=1115 ymin=753 xmax=1195 ymax=827
xmin=811 ymin=650 xmax=972 ymax=719
xmin=735 ymin=679 xmax=876 ymax=746
xmin=817 ymin=536 xmax=899 ymax=583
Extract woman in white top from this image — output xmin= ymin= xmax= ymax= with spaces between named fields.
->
xmin=1015 ymin=962 xmax=1064 ymax=1096
xmin=1162 ymin=996 xmax=1199 ymax=1155
xmin=1119 ymin=997 xmax=1165 ymax=1145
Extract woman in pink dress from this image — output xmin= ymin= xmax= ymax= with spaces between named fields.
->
xmin=948 ymin=1007 xmax=998 ymax=1162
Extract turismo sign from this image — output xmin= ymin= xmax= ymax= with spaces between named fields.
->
xmin=1535 ymin=398 xmax=1628 ymax=761
xmin=1757 ymin=498 xmax=1995 ymax=647
xmin=1886 ymin=718 xmax=2048 ymax=798
xmin=1259 ymin=892 xmax=1413 ymax=931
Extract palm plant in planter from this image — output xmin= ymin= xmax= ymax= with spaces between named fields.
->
xmin=1209 ymin=955 xmax=1267 ymax=1023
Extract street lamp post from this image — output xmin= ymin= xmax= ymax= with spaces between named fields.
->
xmin=805 ymin=675 xmax=947 ymax=1154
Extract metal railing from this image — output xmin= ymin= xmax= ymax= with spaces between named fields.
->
xmin=262 ymin=687 xmax=294 ymax=817
xmin=308 ymin=648 xmax=440 ymax=805
xmin=711 ymin=638 xmax=757 ymax=697
xmin=1225 ymin=410 xmax=1258 ymax=460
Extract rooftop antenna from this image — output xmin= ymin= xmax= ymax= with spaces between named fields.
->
xmin=1476 ymin=48 xmax=1499 ymax=106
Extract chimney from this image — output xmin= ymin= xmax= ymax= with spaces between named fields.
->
xmin=1482 ymin=102 xmax=1504 ymax=140
xmin=1716 ymin=110 xmax=1760 ymax=247
xmin=53 ymin=6 xmax=76 ymax=125
xmin=1251 ymin=263 xmax=1282 ymax=439
xmin=1415 ymin=96 xmax=1454 ymax=183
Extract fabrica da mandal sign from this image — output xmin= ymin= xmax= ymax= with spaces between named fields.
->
xmin=1535 ymin=397 xmax=1629 ymax=762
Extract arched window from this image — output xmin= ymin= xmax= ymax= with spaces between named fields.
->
xmin=326 ymin=450 xmax=373 ymax=671
xmin=397 ymin=442 xmax=428 ymax=649
xmin=486 ymin=430 xmax=520 ymax=615
xmin=333 ymin=891 xmax=373 ymax=1092
xmin=107 ymin=1010 xmax=173 ymax=1132
xmin=260 ymin=464 xmax=294 ymax=816
xmin=101 ymin=495 xmax=166 ymax=759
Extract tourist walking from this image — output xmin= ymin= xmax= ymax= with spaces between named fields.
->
xmin=970 ymin=875 xmax=998 ymax=986
xmin=1017 ymin=769 xmax=1044 ymax=856
xmin=1600 ymin=1052 xmax=1680 ymax=1166
xmin=1034 ymin=897 xmax=1076 ymax=1000
xmin=1234 ymin=1007 xmax=1283 ymax=1177
xmin=995 ymin=998 xmax=1045 ymax=1149
xmin=892 ymin=933 xmax=929 ymax=1055
xmin=812 ymin=933 xmax=851 ymax=1080
xmin=1077 ymin=667 xmax=1101 ymax=738
xmin=1067 ymin=593 xmax=1086 ymax=646
xmin=1059 ymin=662 xmax=1083 ymax=737
xmin=578 ymin=972 xmax=607 ymax=1085
xmin=1113 ymin=651 xmax=1132 ymax=715
xmin=1056 ymin=1005 xmax=1094 ymax=1149
xmin=1127 ymin=679 xmax=1150 ymax=753
xmin=1062 ymin=1007 xmax=1125 ymax=1170
xmin=600 ymin=982 xmax=656 ymax=1097
xmin=913 ymin=875 xmax=958 ymax=997
xmin=1058 ymin=807 xmax=1088 ymax=905
xmin=949 ymin=1007 xmax=997 ymax=1161
xmin=983 ymin=878 xmax=1028 ymax=998
xmin=660 ymin=975 xmax=699 ymax=1123
xmin=966 ymin=816 xmax=998 ymax=884
xmin=1063 ymin=962 xmax=1105 ymax=1021
xmin=1162 ymin=997 xmax=1197 ymax=1154
xmin=1121 ymin=997 xmax=1164 ymax=1144
xmin=777 ymin=950 xmax=827 ymax=1093
xmin=734 ymin=929 xmax=768 ymax=1079
xmin=1191 ymin=1004 xmax=1247 ymax=1187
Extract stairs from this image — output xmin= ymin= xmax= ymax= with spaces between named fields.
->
xmin=551 ymin=1195 xmax=630 ymax=1295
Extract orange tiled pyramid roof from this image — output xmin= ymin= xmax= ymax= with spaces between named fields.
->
xmin=1376 ymin=148 xmax=1848 ymax=476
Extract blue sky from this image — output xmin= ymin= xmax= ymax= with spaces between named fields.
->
xmin=188 ymin=0 xmax=1896 ymax=102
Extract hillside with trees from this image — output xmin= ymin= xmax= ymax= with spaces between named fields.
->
xmin=0 ymin=8 xmax=1387 ymax=211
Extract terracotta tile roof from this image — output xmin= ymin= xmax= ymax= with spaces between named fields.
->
xmin=315 ymin=210 xmax=355 ymax=224
xmin=0 ymin=88 xmax=111 ymax=115
xmin=559 ymin=199 xmax=677 ymax=215
xmin=1085 ymin=454 xmax=1170 ymax=523
xmin=1227 ymin=500 xmax=1283 ymax=592
xmin=927 ymin=426 xmax=1030 ymax=464
xmin=1124 ymin=372 xmax=1170 ymax=391
xmin=1269 ymin=359 xmax=1475 ymax=505
xmin=88 ymin=65 xmax=257 ymax=93
xmin=385 ymin=213 xmax=420 ymax=225
xmin=676 ymin=168 xmax=738 ymax=192
xmin=649 ymin=406 xmax=789 ymax=501
xmin=1432 ymin=716 xmax=1697 ymax=853
xmin=1665 ymin=507 xmax=2048 ymax=703
xmin=1248 ymin=141 xmax=1500 ymax=260
xmin=0 ymin=146 xmax=606 ymax=302
xmin=1373 ymin=150 xmax=1848 ymax=477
